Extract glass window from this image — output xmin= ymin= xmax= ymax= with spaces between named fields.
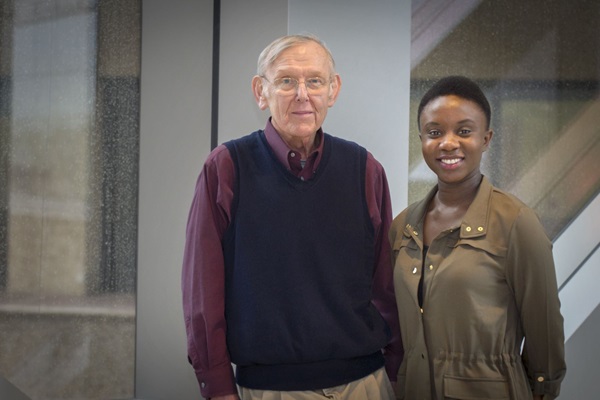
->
xmin=0 ymin=0 xmax=140 ymax=398
xmin=410 ymin=0 xmax=600 ymax=239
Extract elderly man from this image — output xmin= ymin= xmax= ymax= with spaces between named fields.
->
xmin=182 ymin=34 xmax=402 ymax=400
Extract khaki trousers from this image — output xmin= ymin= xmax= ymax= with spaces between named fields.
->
xmin=238 ymin=367 xmax=394 ymax=400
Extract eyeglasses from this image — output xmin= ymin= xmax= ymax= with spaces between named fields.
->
xmin=261 ymin=76 xmax=330 ymax=93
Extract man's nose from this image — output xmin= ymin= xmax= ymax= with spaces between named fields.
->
xmin=295 ymin=81 xmax=309 ymax=101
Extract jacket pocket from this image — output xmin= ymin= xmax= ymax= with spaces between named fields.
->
xmin=443 ymin=375 xmax=509 ymax=399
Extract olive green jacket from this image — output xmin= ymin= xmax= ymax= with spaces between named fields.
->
xmin=390 ymin=177 xmax=566 ymax=399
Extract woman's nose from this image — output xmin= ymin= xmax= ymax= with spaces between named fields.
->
xmin=439 ymin=132 xmax=459 ymax=149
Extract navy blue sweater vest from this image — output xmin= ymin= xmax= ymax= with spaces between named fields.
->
xmin=222 ymin=131 xmax=389 ymax=390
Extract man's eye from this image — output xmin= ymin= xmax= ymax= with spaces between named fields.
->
xmin=428 ymin=130 xmax=441 ymax=136
xmin=307 ymin=78 xmax=324 ymax=86
xmin=280 ymin=78 xmax=294 ymax=85
xmin=459 ymin=129 xmax=471 ymax=135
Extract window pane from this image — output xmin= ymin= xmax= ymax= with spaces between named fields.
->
xmin=0 ymin=1 xmax=140 ymax=398
xmin=409 ymin=0 xmax=600 ymax=239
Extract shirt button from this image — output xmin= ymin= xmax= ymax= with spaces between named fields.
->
xmin=290 ymin=152 xmax=296 ymax=157
xmin=537 ymin=376 xmax=545 ymax=382
xmin=412 ymin=267 xmax=418 ymax=274
xmin=201 ymin=382 xmax=206 ymax=388
xmin=477 ymin=226 xmax=484 ymax=232
xmin=420 ymin=308 xmax=424 ymax=314
xmin=465 ymin=226 xmax=472 ymax=232
xmin=429 ymin=264 xmax=433 ymax=271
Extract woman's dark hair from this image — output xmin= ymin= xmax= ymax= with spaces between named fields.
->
xmin=417 ymin=76 xmax=491 ymax=130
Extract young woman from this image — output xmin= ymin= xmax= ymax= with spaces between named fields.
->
xmin=390 ymin=76 xmax=566 ymax=399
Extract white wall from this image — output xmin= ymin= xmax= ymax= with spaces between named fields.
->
xmin=218 ymin=0 xmax=287 ymax=143
xmin=137 ymin=0 xmax=213 ymax=398
xmin=289 ymin=0 xmax=411 ymax=214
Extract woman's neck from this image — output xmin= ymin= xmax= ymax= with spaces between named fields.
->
xmin=435 ymin=172 xmax=482 ymax=208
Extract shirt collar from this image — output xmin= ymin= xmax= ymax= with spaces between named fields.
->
xmin=263 ymin=118 xmax=324 ymax=170
xmin=460 ymin=175 xmax=492 ymax=238
xmin=404 ymin=176 xmax=493 ymax=239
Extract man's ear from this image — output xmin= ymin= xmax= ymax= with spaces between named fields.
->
xmin=252 ymin=75 xmax=269 ymax=110
xmin=327 ymin=74 xmax=342 ymax=107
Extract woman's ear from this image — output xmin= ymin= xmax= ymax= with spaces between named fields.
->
xmin=252 ymin=75 xmax=269 ymax=110
xmin=482 ymin=129 xmax=494 ymax=151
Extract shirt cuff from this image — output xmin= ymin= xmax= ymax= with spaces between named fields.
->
xmin=195 ymin=363 xmax=237 ymax=399
xmin=530 ymin=372 xmax=561 ymax=399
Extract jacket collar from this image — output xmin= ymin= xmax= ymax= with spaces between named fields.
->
xmin=404 ymin=176 xmax=493 ymax=240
